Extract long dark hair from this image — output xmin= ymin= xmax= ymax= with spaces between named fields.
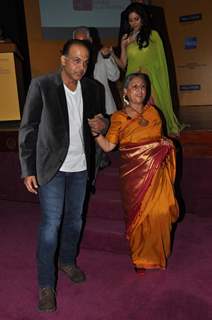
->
xmin=125 ymin=3 xmax=151 ymax=49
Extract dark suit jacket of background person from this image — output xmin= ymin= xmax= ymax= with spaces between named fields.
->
xmin=118 ymin=3 xmax=179 ymax=112
xmin=19 ymin=72 xmax=105 ymax=186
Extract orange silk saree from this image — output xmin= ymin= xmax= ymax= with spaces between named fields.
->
xmin=106 ymin=106 xmax=179 ymax=269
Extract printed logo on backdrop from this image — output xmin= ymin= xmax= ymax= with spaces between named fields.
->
xmin=177 ymin=62 xmax=207 ymax=70
xmin=73 ymin=0 xmax=129 ymax=10
xmin=72 ymin=0 xmax=151 ymax=11
xmin=179 ymin=13 xmax=202 ymax=23
xmin=184 ymin=37 xmax=197 ymax=49
xmin=73 ymin=0 xmax=93 ymax=10
xmin=179 ymin=84 xmax=201 ymax=91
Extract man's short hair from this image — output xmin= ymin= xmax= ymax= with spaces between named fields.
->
xmin=61 ymin=39 xmax=89 ymax=56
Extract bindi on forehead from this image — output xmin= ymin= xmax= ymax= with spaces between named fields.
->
xmin=129 ymin=12 xmax=140 ymax=18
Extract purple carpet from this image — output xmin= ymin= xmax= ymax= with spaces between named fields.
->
xmin=0 ymin=151 xmax=212 ymax=319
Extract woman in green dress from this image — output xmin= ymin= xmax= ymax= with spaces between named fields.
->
xmin=113 ymin=3 xmax=185 ymax=136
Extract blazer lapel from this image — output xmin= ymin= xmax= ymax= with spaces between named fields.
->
xmin=81 ymin=79 xmax=94 ymax=140
xmin=55 ymin=73 xmax=69 ymax=131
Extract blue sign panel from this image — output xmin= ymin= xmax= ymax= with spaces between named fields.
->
xmin=184 ymin=37 xmax=197 ymax=49
xmin=179 ymin=13 xmax=202 ymax=22
xmin=179 ymin=84 xmax=201 ymax=91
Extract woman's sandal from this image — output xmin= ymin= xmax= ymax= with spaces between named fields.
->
xmin=134 ymin=267 xmax=145 ymax=276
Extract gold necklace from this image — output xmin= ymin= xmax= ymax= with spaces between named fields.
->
xmin=128 ymin=105 xmax=149 ymax=127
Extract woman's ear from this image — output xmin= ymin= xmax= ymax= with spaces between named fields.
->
xmin=123 ymin=88 xmax=127 ymax=96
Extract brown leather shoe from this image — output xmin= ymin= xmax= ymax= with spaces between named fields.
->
xmin=59 ymin=264 xmax=86 ymax=283
xmin=38 ymin=288 xmax=56 ymax=312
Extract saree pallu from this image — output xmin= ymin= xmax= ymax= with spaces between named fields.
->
xmin=126 ymin=30 xmax=185 ymax=135
xmin=119 ymin=138 xmax=179 ymax=269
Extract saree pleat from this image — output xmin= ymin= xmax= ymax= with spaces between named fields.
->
xmin=106 ymin=106 xmax=179 ymax=269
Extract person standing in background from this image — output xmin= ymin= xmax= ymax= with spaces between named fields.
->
xmin=118 ymin=0 xmax=180 ymax=126
xmin=113 ymin=3 xmax=185 ymax=136
xmin=73 ymin=27 xmax=120 ymax=187
xmin=119 ymin=0 xmax=168 ymax=46
xmin=73 ymin=27 xmax=120 ymax=116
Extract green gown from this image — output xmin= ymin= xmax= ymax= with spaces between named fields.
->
xmin=126 ymin=30 xmax=184 ymax=135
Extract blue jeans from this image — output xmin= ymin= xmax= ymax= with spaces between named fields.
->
xmin=37 ymin=170 xmax=88 ymax=288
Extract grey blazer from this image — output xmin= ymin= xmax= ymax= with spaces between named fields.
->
xmin=19 ymin=72 xmax=105 ymax=186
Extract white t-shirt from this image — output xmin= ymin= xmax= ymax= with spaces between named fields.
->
xmin=60 ymin=81 xmax=87 ymax=172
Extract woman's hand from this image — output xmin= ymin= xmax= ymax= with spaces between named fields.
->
xmin=88 ymin=117 xmax=116 ymax=152
xmin=121 ymin=34 xmax=129 ymax=49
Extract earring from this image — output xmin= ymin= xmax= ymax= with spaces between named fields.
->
xmin=123 ymin=95 xmax=129 ymax=105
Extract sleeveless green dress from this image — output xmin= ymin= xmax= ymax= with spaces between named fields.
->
xmin=126 ymin=30 xmax=184 ymax=135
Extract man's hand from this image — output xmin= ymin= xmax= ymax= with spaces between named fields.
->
xmin=100 ymin=46 xmax=112 ymax=58
xmin=88 ymin=114 xmax=107 ymax=134
xmin=24 ymin=176 xmax=38 ymax=194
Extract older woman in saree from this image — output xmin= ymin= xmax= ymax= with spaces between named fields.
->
xmin=88 ymin=72 xmax=179 ymax=273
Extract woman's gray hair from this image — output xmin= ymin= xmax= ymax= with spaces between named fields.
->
xmin=123 ymin=72 xmax=151 ymax=105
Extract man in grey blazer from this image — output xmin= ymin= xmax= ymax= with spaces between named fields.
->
xmin=19 ymin=39 xmax=106 ymax=312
